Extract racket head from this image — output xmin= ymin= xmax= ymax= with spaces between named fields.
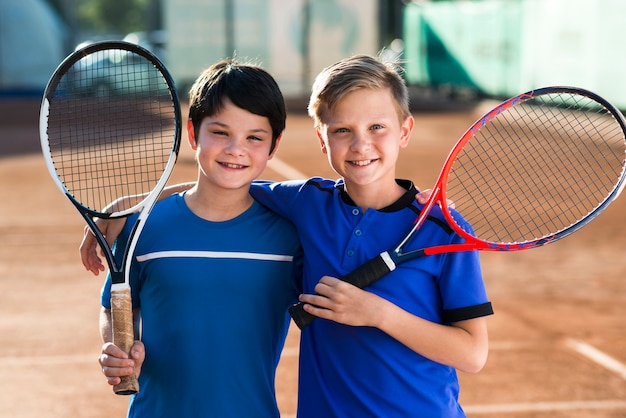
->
xmin=438 ymin=86 xmax=626 ymax=250
xmin=39 ymin=40 xmax=182 ymax=219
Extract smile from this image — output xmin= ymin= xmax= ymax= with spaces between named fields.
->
xmin=220 ymin=162 xmax=247 ymax=169
xmin=350 ymin=159 xmax=378 ymax=166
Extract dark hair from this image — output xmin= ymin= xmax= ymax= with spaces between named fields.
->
xmin=188 ymin=59 xmax=286 ymax=153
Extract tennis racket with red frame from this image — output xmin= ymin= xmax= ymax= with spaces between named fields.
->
xmin=39 ymin=41 xmax=181 ymax=394
xmin=290 ymin=86 xmax=626 ymax=329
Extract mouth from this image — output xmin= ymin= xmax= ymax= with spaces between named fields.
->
xmin=349 ymin=158 xmax=378 ymax=167
xmin=219 ymin=162 xmax=248 ymax=169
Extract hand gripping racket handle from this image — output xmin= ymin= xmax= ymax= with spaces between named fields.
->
xmin=289 ymin=253 xmax=395 ymax=329
xmin=110 ymin=287 xmax=140 ymax=395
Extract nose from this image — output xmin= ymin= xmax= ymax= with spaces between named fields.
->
xmin=350 ymin=132 xmax=371 ymax=153
xmin=224 ymin=137 xmax=245 ymax=155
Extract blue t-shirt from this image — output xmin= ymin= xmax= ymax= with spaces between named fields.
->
xmin=101 ymin=193 xmax=302 ymax=418
xmin=250 ymin=178 xmax=493 ymax=418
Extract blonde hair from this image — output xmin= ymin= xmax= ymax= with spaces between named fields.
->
xmin=307 ymin=54 xmax=410 ymax=127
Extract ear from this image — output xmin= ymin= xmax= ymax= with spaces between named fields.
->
xmin=317 ymin=128 xmax=328 ymax=154
xmin=268 ymin=133 xmax=283 ymax=160
xmin=187 ymin=120 xmax=197 ymax=150
xmin=399 ymin=115 xmax=414 ymax=149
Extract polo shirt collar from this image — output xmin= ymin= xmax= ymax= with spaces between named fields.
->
xmin=337 ymin=179 xmax=417 ymax=212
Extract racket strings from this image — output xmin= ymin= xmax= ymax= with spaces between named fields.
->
xmin=516 ymin=101 xmax=591 ymax=233
xmin=447 ymin=92 xmax=626 ymax=245
xmin=45 ymin=48 xmax=177 ymax=214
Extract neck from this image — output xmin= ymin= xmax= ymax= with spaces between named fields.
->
xmin=344 ymin=179 xmax=405 ymax=211
xmin=184 ymin=184 xmax=254 ymax=221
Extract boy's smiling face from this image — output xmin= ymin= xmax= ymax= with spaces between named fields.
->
xmin=188 ymin=99 xmax=280 ymax=193
xmin=317 ymin=87 xmax=413 ymax=194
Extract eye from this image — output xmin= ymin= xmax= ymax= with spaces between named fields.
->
xmin=333 ymin=127 xmax=350 ymax=134
xmin=248 ymin=135 xmax=264 ymax=142
xmin=210 ymin=129 xmax=228 ymax=137
xmin=370 ymin=124 xmax=384 ymax=131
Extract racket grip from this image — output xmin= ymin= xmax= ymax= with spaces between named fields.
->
xmin=110 ymin=287 xmax=139 ymax=395
xmin=289 ymin=253 xmax=394 ymax=329
xmin=288 ymin=303 xmax=318 ymax=330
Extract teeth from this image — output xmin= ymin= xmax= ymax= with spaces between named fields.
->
xmin=352 ymin=159 xmax=373 ymax=166
xmin=223 ymin=163 xmax=245 ymax=169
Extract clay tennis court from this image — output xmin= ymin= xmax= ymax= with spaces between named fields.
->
xmin=1 ymin=98 xmax=625 ymax=417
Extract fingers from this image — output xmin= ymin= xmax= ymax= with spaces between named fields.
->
xmin=99 ymin=341 xmax=145 ymax=386
xmin=415 ymin=188 xmax=455 ymax=209
xmin=99 ymin=343 xmax=133 ymax=386
xmin=299 ymin=276 xmax=382 ymax=327
xmin=129 ymin=341 xmax=145 ymax=378
xmin=310 ymin=276 xmax=344 ymax=303
xmin=79 ymin=226 xmax=104 ymax=275
xmin=79 ymin=218 xmax=125 ymax=275
xmin=298 ymin=276 xmax=349 ymax=312
xmin=415 ymin=187 xmax=431 ymax=204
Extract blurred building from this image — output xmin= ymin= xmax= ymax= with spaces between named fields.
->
xmin=0 ymin=0 xmax=66 ymax=96
xmin=164 ymin=0 xmax=386 ymax=99
xmin=6 ymin=0 xmax=624 ymax=109
xmin=0 ymin=0 xmax=399 ymax=100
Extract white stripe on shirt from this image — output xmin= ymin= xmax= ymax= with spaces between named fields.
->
xmin=136 ymin=250 xmax=294 ymax=263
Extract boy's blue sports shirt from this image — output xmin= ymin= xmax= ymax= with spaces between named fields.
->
xmin=102 ymin=193 xmax=302 ymax=418
xmin=251 ymin=177 xmax=493 ymax=418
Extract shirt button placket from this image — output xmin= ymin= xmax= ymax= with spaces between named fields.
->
xmin=347 ymin=208 xmax=361 ymax=257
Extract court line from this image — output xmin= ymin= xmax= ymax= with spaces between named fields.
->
xmin=564 ymin=338 xmax=626 ymax=380
xmin=464 ymin=400 xmax=626 ymax=414
xmin=267 ymin=157 xmax=308 ymax=180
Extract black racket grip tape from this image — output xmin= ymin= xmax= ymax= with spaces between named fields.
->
xmin=289 ymin=254 xmax=394 ymax=329
xmin=288 ymin=303 xmax=318 ymax=330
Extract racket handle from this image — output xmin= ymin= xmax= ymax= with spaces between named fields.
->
xmin=110 ymin=287 xmax=140 ymax=395
xmin=289 ymin=253 xmax=394 ymax=329
xmin=288 ymin=303 xmax=318 ymax=330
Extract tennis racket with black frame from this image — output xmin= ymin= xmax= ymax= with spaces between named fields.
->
xmin=39 ymin=41 xmax=182 ymax=394
xmin=290 ymin=86 xmax=626 ymax=329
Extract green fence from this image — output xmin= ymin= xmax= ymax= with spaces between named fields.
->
xmin=403 ymin=0 xmax=626 ymax=108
